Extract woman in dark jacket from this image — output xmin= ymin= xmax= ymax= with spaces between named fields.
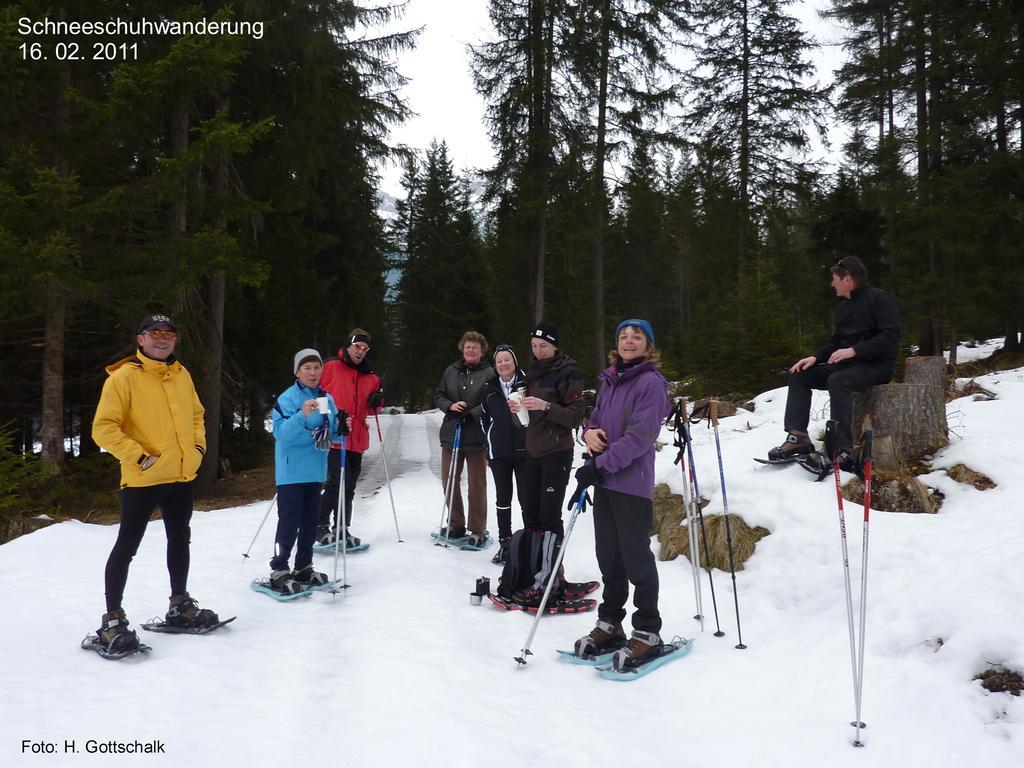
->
xmin=572 ymin=319 xmax=671 ymax=668
xmin=480 ymin=344 xmax=528 ymax=564
xmin=432 ymin=331 xmax=495 ymax=546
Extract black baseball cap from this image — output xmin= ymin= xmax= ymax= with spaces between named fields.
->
xmin=138 ymin=313 xmax=178 ymax=334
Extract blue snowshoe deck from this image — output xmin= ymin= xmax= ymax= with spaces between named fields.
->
xmin=555 ymin=648 xmax=618 ymax=666
xmin=312 ymin=541 xmax=371 ymax=555
xmin=595 ymin=638 xmax=693 ymax=681
xmin=250 ymin=579 xmax=314 ymax=601
xmin=80 ymin=634 xmax=152 ymax=660
xmin=430 ymin=531 xmax=492 ymax=551
xmin=141 ymin=616 xmax=236 ymax=634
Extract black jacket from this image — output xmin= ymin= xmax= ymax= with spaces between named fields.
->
xmin=524 ymin=353 xmax=585 ymax=457
xmin=480 ymin=371 xmax=528 ymax=461
xmin=432 ymin=360 xmax=495 ymax=450
xmin=815 ymin=283 xmax=901 ymax=373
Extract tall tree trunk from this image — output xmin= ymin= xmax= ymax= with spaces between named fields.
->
xmin=737 ymin=0 xmax=751 ymax=299
xmin=41 ymin=52 xmax=72 ymax=472
xmin=528 ymin=0 xmax=550 ymax=323
xmin=592 ymin=0 xmax=611 ymax=371
xmin=194 ymin=92 xmax=231 ymax=495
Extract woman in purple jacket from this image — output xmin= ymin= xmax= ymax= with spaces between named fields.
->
xmin=572 ymin=319 xmax=671 ymax=667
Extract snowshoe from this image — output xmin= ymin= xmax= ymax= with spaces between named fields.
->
xmin=560 ymin=580 xmax=600 ymax=599
xmin=165 ymin=592 xmax=220 ymax=630
xmin=796 ymin=451 xmax=833 ymax=481
xmin=431 ymin=528 xmax=468 ymax=547
xmin=596 ymin=637 xmax=694 ymax=681
xmin=250 ymin=577 xmax=313 ymax=601
xmin=574 ymin=619 xmax=627 ymax=660
xmin=486 ymin=592 xmax=596 ymax=614
xmin=767 ymin=432 xmax=814 ymax=462
xmin=82 ymin=610 xmax=148 ymax=660
xmin=141 ymin=616 xmax=236 ymax=634
xmin=270 ymin=569 xmax=303 ymax=595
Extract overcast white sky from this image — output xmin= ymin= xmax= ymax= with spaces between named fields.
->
xmin=372 ymin=0 xmax=848 ymax=198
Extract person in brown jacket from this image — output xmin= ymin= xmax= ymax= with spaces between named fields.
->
xmin=511 ymin=321 xmax=586 ymax=538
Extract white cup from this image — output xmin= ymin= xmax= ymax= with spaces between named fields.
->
xmin=511 ymin=388 xmax=530 ymax=426
xmin=316 ymin=397 xmax=329 ymax=414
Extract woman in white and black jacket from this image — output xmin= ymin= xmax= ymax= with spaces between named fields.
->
xmin=480 ymin=344 xmax=528 ymax=564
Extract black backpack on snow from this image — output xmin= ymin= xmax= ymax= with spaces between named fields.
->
xmin=497 ymin=528 xmax=561 ymax=599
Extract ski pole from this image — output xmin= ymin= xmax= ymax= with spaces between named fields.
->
xmin=331 ymin=432 xmax=349 ymax=596
xmin=672 ymin=399 xmax=703 ymax=629
xmin=515 ymin=485 xmax=589 ymax=665
xmin=853 ymin=429 xmax=873 ymax=748
xmin=710 ymin=400 xmax=746 ymax=649
xmin=374 ymin=413 xmax=403 ymax=542
xmin=684 ymin=410 xmax=724 ymax=637
xmin=437 ymin=419 xmax=462 ymax=548
xmin=827 ymin=420 xmax=861 ymax=738
xmin=241 ymin=494 xmax=277 ymax=561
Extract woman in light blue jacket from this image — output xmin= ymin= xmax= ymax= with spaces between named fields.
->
xmin=268 ymin=348 xmax=347 ymax=595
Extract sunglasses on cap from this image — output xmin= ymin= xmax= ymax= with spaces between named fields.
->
xmin=144 ymin=329 xmax=177 ymax=341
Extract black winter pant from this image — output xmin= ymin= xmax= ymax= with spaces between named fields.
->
xmin=783 ymin=361 xmax=894 ymax=452
xmin=271 ymin=482 xmax=321 ymax=572
xmin=489 ymin=455 xmax=527 ymax=539
xmin=520 ymin=449 xmax=573 ymax=538
xmin=319 ymin=449 xmax=363 ymax=532
xmin=593 ymin=486 xmax=661 ymax=634
xmin=104 ymin=482 xmax=193 ymax=612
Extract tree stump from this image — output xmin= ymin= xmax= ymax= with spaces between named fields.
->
xmin=852 ymin=355 xmax=948 ymax=471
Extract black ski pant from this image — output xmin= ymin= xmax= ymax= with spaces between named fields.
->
xmin=104 ymin=481 xmax=194 ymax=612
xmin=593 ymin=486 xmax=661 ymax=634
xmin=319 ymin=449 xmax=363 ymax=533
xmin=271 ymin=482 xmax=321 ymax=572
xmin=489 ymin=455 xmax=527 ymax=539
xmin=783 ymin=361 xmax=894 ymax=453
xmin=520 ymin=449 xmax=573 ymax=538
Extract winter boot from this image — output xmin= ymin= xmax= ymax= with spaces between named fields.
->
xmin=269 ymin=569 xmax=302 ymax=595
xmin=292 ymin=565 xmax=330 ymax=587
xmin=166 ymin=592 xmax=220 ymax=629
xmin=438 ymin=524 xmax=465 ymax=540
xmin=491 ymin=536 xmax=511 ymax=565
xmin=767 ymin=432 xmax=814 ymax=461
xmin=613 ymin=629 xmax=663 ymax=670
xmin=96 ymin=609 xmax=140 ymax=654
xmin=344 ymin=531 xmax=361 ymax=548
xmin=574 ymin=619 xmax=627 ymax=659
xmin=316 ymin=526 xmax=336 ymax=546
xmin=466 ymin=532 xmax=488 ymax=548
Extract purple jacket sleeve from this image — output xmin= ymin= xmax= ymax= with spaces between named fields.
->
xmin=594 ymin=376 xmax=670 ymax=477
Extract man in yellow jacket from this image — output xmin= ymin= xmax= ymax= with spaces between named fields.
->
xmin=89 ymin=313 xmax=221 ymax=655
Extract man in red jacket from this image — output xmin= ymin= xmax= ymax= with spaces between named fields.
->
xmin=317 ymin=328 xmax=384 ymax=546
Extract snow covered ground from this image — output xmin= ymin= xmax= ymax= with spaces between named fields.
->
xmin=3 ymin=360 xmax=1023 ymax=767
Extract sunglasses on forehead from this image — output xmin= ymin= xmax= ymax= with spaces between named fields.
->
xmin=144 ymin=329 xmax=177 ymax=340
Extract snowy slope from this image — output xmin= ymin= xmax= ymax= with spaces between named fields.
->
xmin=2 ymin=363 xmax=1022 ymax=767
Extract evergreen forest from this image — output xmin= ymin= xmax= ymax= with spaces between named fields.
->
xmin=1 ymin=1 xmax=1022 ymax=519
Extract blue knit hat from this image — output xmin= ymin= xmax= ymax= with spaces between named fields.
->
xmin=615 ymin=319 xmax=655 ymax=346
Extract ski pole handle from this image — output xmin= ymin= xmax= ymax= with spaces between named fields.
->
xmin=710 ymin=399 xmax=719 ymax=428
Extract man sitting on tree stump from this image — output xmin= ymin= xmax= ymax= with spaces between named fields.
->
xmin=768 ymin=255 xmax=901 ymax=472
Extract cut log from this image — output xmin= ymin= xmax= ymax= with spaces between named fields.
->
xmin=904 ymin=355 xmax=948 ymax=389
xmin=852 ymin=356 xmax=948 ymax=470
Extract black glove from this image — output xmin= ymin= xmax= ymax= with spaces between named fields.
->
xmin=574 ymin=461 xmax=603 ymax=489
xmin=336 ymin=409 xmax=350 ymax=436
xmin=367 ymin=390 xmax=384 ymax=409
